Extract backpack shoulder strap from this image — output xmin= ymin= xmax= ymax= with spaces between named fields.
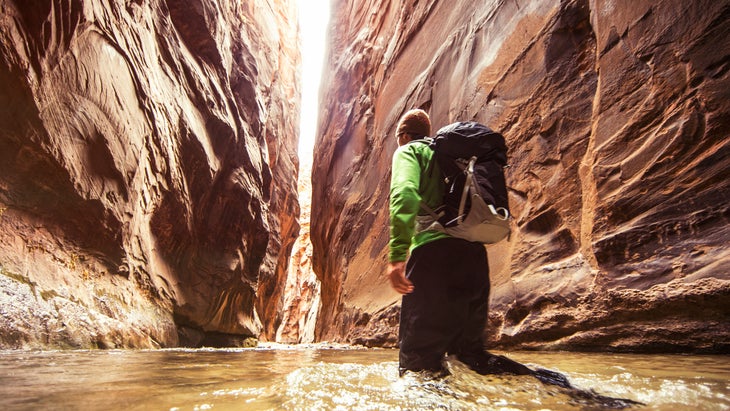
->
xmin=419 ymin=201 xmax=441 ymax=220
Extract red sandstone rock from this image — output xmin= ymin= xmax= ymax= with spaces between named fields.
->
xmin=311 ymin=0 xmax=730 ymax=352
xmin=0 ymin=0 xmax=300 ymax=348
xmin=276 ymin=159 xmax=321 ymax=343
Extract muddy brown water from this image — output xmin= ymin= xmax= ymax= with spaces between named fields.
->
xmin=1 ymin=344 xmax=728 ymax=410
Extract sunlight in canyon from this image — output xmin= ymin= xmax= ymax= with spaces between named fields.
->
xmin=274 ymin=0 xmax=331 ymax=344
xmin=296 ymin=0 xmax=330 ymax=167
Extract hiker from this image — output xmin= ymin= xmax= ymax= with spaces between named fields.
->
xmin=387 ymin=108 xmax=535 ymax=378
xmin=385 ymin=111 xmax=647 ymax=411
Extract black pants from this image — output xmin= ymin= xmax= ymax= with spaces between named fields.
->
xmin=398 ymin=237 xmax=491 ymax=374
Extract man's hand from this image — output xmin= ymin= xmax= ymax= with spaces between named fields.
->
xmin=387 ymin=261 xmax=414 ymax=294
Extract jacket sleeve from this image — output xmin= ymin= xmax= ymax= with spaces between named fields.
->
xmin=389 ymin=145 xmax=422 ymax=262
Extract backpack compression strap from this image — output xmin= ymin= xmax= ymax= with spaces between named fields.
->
xmin=456 ymin=156 xmax=477 ymax=224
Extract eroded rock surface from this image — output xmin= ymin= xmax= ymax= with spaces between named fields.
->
xmin=276 ymin=159 xmax=321 ymax=344
xmin=311 ymin=0 xmax=729 ymax=352
xmin=0 ymin=0 xmax=300 ymax=348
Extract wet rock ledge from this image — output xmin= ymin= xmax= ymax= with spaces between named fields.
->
xmin=0 ymin=0 xmax=300 ymax=348
xmin=310 ymin=0 xmax=730 ymax=352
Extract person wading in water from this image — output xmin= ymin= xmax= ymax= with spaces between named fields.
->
xmin=387 ymin=108 xmax=534 ymax=377
xmin=386 ymin=109 xmax=644 ymax=409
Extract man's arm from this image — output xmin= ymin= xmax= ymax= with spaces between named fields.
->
xmin=388 ymin=145 xmax=422 ymax=294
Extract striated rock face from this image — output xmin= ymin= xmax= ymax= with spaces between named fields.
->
xmin=0 ymin=0 xmax=300 ymax=348
xmin=311 ymin=0 xmax=729 ymax=352
xmin=276 ymin=159 xmax=321 ymax=344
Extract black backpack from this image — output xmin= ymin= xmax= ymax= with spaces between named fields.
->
xmin=418 ymin=121 xmax=511 ymax=243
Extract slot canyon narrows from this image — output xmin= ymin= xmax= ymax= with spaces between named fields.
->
xmin=1 ymin=0 xmax=728 ymax=353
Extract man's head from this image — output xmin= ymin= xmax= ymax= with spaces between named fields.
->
xmin=396 ymin=109 xmax=431 ymax=146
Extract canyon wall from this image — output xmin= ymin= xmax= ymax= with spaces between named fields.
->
xmin=0 ymin=0 xmax=300 ymax=348
xmin=276 ymin=159 xmax=321 ymax=344
xmin=311 ymin=0 xmax=730 ymax=352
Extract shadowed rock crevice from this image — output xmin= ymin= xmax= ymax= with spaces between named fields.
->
xmin=165 ymin=0 xmax=224 ymax=69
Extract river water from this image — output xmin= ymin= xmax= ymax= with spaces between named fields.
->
xmin=1 ymin=344 xmax=728 ymax=410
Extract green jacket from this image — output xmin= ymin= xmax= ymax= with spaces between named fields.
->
xmin=389 ymin=140 xmax=449 ymax=262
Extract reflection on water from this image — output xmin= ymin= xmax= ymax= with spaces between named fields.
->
xmin=0 ymin=344 xmax=728 ymax=410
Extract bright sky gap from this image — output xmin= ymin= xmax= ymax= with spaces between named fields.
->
xmin=296 ymin=0 xmax=330 ymax=166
